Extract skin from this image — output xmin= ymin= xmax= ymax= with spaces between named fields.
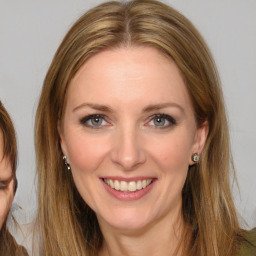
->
xmin=0 ymin=131 xmax=14 ymax=230
xmin=59 ymin=47 xmax=208 ymax=256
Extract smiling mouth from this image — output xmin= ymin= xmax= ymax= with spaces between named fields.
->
xmin=103 ymin=178 xmax=153 ymax=192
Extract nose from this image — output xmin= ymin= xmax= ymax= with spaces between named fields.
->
xmin=110 ymin=126 xmax=146 ymax=171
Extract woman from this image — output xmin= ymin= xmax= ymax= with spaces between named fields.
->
xmin=34 ymin=0 xmax=256 ymax=255
xmin=0 ymin=101 xmax=28 ymax=255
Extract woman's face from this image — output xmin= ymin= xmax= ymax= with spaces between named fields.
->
xmin=0 ymin=131 xmax=14 ymax=230
xmin=59 ymin=47 xmax=208 ymax=232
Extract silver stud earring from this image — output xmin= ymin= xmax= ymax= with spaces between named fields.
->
xmin=192 ymin=153 xmax=200 ymax=163
xmin=63 ymin=155 xmax=71 ymax=170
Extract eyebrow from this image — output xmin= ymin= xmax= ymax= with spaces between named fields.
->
xmin=73 ymin=103 xmax=113 ymax=113
xmin=143 ymin=103 xmax=185 ymax=113
xmin=73 ymin=102 xmax=184 ymax=113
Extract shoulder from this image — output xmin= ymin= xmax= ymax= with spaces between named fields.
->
xmin=237 ymin=228 xmax=256 ymax=256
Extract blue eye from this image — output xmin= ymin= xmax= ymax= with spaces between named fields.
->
xmin=153 ymin=116 xmax=166 ymax=126
xmin=149 ymin=114 xmax=176 ymax=128
xmin=89 ymin=116 xmax=103 ymax=126
xmin=80 ymin=114 xmax=107 ymax=128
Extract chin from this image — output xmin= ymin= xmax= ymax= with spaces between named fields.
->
xmin=97 ymin=207 xmax=154 ymax=232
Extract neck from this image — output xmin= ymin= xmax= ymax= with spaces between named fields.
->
xmin=98 ymin=210 xmax=187 ymax=256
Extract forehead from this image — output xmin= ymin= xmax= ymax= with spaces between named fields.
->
xmin=66 ymin=46 xmax=192 ymax=112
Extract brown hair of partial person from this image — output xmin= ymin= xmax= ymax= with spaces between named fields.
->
xmin=0 ymin=101 xmax=17 ymax=182
xmin=0 ymin=101 xmax=28 ymax=255
xmin=0 ymin=222 xmax=28 ymax=256
xmin=34 ymin=0 xmax=243 ymax=255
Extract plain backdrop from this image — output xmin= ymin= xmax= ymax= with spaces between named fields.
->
xmin=0 ymin=0 xmax=255 ymax=240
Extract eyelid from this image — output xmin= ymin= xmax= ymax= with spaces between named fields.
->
xmin=80 ymin=114 xmax=105 ymax=123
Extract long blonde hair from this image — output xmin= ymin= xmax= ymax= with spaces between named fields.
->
xmin=35 ymin=1 xmax=242 ymax=255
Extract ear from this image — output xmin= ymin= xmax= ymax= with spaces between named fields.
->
xmin=57 ymin=120 xmax=68 ymax=157
xmin=189 ymin=121 xmax=209 ymax=165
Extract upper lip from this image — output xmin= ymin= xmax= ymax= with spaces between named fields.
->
xmin=100 ymin=176 xmax=157 ymax=182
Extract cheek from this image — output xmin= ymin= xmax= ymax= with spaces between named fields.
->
xmin=65 ymin=132 xmax=110 ymax=173
xmin=0 ymin=191 xmax=14 ymax=229
xmin=148 ymin=132 xmax=193 ymax=172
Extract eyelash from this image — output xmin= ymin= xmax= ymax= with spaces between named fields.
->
xmin=80 ymin=113 xmax=176 ymax=129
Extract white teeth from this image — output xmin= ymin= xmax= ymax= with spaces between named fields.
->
xmin=109 ymin=179 xmax=114 ymax=188
xmin=120 ymin=181 xmax=128 ymax=191
xmin=128 ymin=181 xmax=137 ymax=192
xmin=114 ymin=180 xmax=120 ymax=190
xmin=104 ymin=179 xmax=153 ymax=192
xmin=137 ymin=180 xmax=142 ymax=190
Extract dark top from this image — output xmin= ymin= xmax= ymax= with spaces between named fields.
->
xmin=237 ymin=228 xmax=256 ymax=256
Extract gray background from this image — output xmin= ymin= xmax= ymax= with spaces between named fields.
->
xmin=0 ymin=0 xmax=255 ymax=234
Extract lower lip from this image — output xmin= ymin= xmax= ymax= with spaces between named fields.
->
xmin=101 ymin=180 xmax=155 ymax=201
